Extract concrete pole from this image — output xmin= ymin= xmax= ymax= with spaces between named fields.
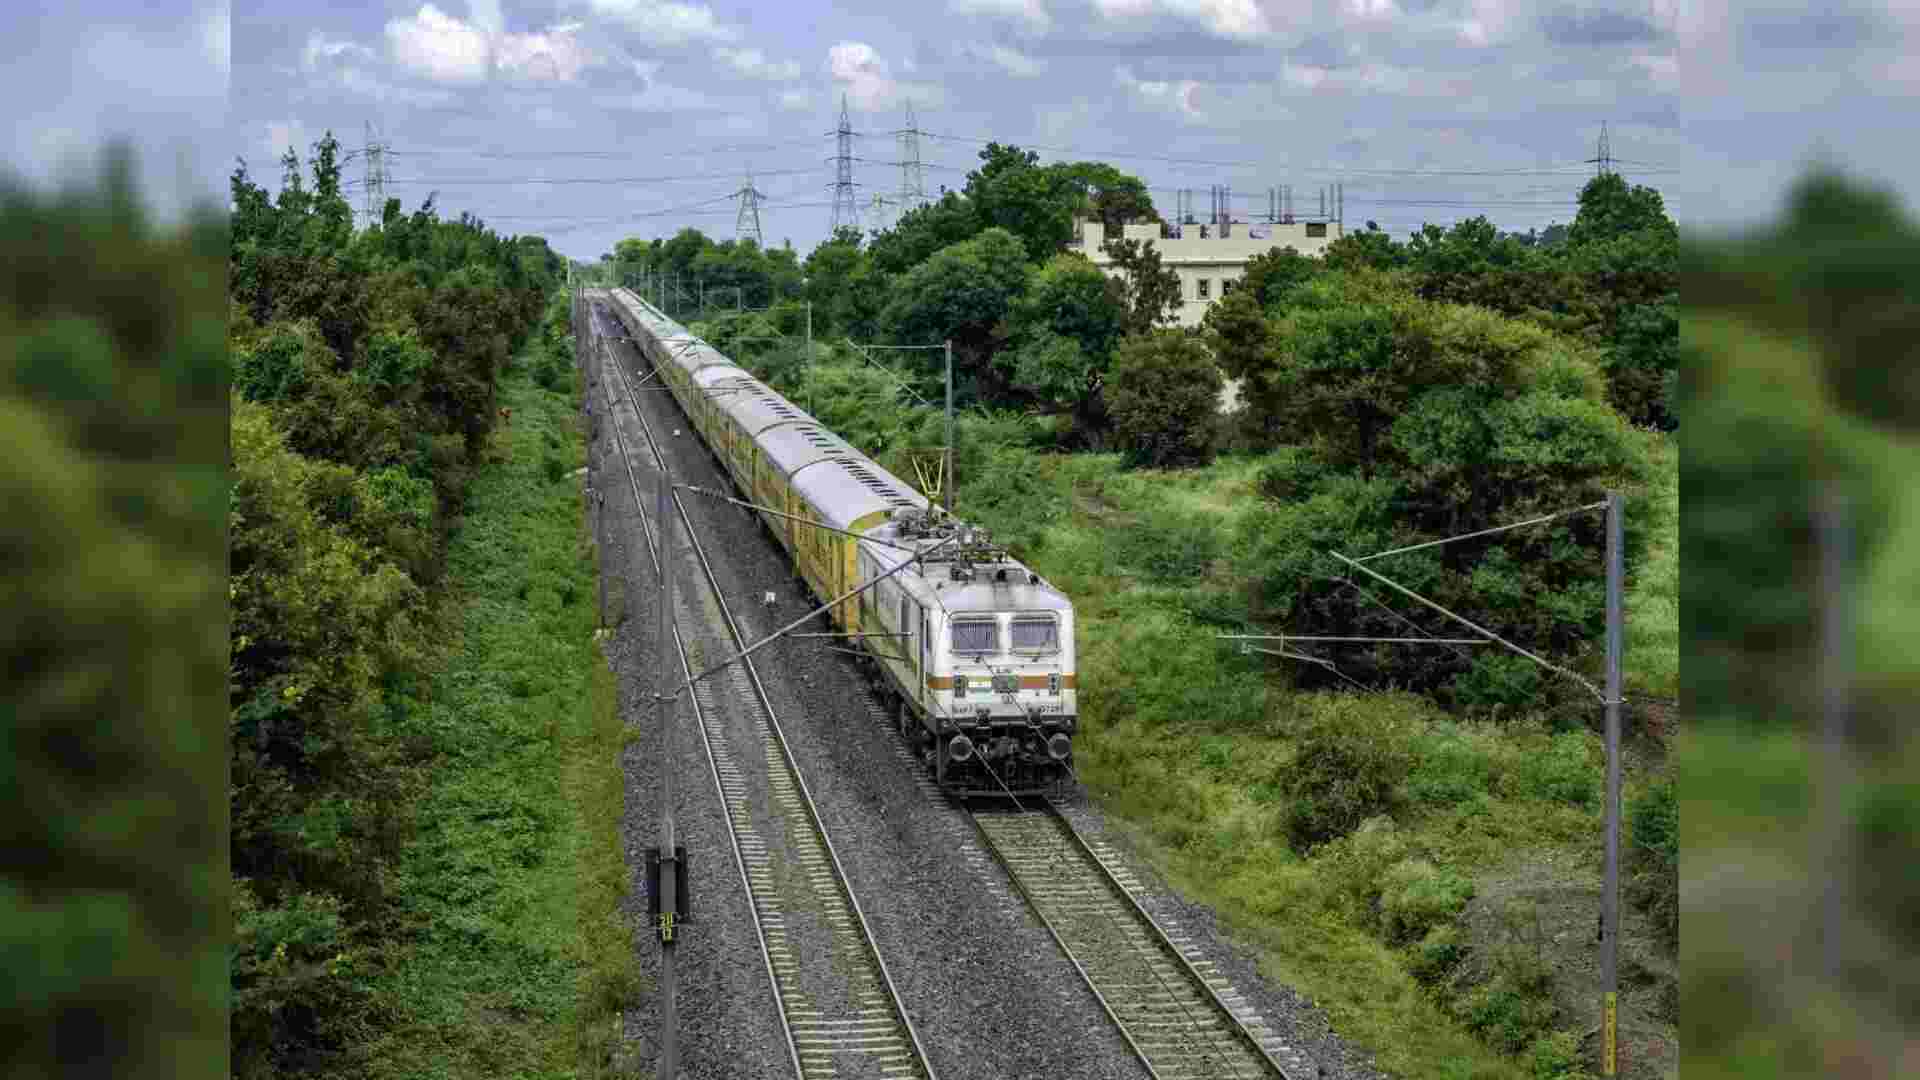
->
xmin=944 ymin=339 xmax=955 ymax=516
xmin=805 ymin=302 xmax=813 ymax=417
xmin=1600 ymin=490 xmax=1623 ymax=1078
xmin=656 ymin=449 xmax=679 ymax=1078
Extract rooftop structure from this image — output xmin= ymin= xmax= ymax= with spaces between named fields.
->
xmin=1071 ymin=217 xmax=1346 ymax=328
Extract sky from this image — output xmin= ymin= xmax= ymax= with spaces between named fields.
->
xmin=6 ymin=3 xmax=1920 ymax=260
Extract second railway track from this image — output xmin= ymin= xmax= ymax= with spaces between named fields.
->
xmin=590 ymin=295 xmax=935 ymax=1080
xmin=968 ymin=802 xmax=1297 ymax=1080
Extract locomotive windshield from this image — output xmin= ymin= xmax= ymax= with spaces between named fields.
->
xmin=951 ymin=618 xmax=998 ymax=654
xmin=1010 ymin=616 xmax=1058 ymax=652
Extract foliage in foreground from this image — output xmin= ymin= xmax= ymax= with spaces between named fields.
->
xmin=0 ymin=150 xmax=227 ymax=1075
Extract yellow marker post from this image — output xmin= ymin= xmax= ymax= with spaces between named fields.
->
xmin=1602 ymin=991 xmax=1617 ymax=1076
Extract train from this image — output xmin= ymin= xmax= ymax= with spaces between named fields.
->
xmin=600 ymin=287 xmax=1079 ymax=797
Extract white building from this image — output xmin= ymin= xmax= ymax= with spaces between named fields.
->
xmin=1071 ymin=217 xmax=1346 ymax=328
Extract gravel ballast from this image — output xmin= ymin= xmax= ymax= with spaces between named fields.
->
xmin=588 ymin=295 xmax=1390 ymax=1080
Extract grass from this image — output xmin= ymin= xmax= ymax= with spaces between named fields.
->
xmin=363 ymin=357 xmax=641 ymax=1079
xmin=953 ymin=439 xmax=1682 ymax=1079
xmin=1624 ymin=429 xmax=1679 ymax=701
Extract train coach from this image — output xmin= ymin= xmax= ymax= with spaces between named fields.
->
xmin=602 ymin=287 xmax=1078 ymax=796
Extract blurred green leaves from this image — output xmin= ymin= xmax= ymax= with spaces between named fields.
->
xmin=0 ymin=147 xmax=227 ymax=1076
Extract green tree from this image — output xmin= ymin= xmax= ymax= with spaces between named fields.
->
xmin=963 ymin=143 xmax=1086 ymax=261
xmin=1107 ymin=330 xmax=1223 ymax=467
xmin=1565 ymin=172 xmax=1678 ymax=249
xmin=1238 ymin=245 xmax=1323 ymax=310
xmin=1102 ymin=236 xmax=1184 ymax=336
xmin=879 ymin=226 xmax=1032 ymax=404
xmin=868 ymin=191 xmax=983 ymax=275
xmin=1002 ymin=252 xmax=1127 ymax=435
xmin=1055 ymin=161 xmax=1159 ymax=233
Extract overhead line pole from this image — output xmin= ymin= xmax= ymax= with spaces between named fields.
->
xmin=944 ymin=339 xmax=954 ymax=516
xmin=1601 ymin=491 xmax=1623 ymax=1079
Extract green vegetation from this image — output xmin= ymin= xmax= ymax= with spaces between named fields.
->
xmin=357 ymin=367 xmax=639 ymax=1078
xmin=0 ymin=149 xmax=226 ymax=1076
xmin=1679 ymin=171 xmax=1920 ymax=1078
xmin=226 ymin=129 xmax=636 ymax=1075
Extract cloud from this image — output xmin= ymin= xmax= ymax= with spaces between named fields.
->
xmin=1114 ymin=65 xmax=1206 ymax=121
xmin=304 ymin=32 xmax=375 ymax=72
xmin=386 ymin=4 xmax=491 ymax=83
xmin=264 ymin=120 xmax=309 ymax=159
xmin=496 ymin=25 xmax=601 ymax=82
xmin=1539 ymin=7 xmax=1664 ymax=47
xmin=777 ymin=88 xmax=813 ymax=111
xmin=828 ymin=41 xmax=940 ymax=109
xmin=467 ymin=0 xmax=505 ymax=36
xmin=716 ymin=46 xmax=802 ymax=80
xmin=1458 ymin=0 xmax=1522 ymax=46
xmin=948 ymin=0 xmax=1052 ymax=31
xmin=960 ymin=41 xmax=1043 ymax=77
xmin=202 ymin=5 xmax=230 ymax=78
xmin=585 ymin=0 xmax=736 ymax=45
xmin=1091 ymin=0 xmax=1271 ymax=40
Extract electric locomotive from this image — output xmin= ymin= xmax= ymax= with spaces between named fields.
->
xmin=602 ymin=287 xmax=1078 ymax=796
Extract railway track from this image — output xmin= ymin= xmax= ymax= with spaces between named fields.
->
xmin=967 ymin=802 xmax=1297 ymax=1080
xmin=589 ymin=296 xmax=935 ymax=1080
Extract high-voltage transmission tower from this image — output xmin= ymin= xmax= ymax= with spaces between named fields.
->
xmin=829 ymin=95 xmax=859 ymax=234
xmin=735 ymin=165 xmax=766 ymax=247
xmin=897 ymin=103 xmax=928 ymax=215
xmin=1586 ymin=120 xmax=1613 ymax=178
xmin=865 ymin=191 xmax=896 ymax=236
xmin=362 ymin=120 xmax=390 ymax=224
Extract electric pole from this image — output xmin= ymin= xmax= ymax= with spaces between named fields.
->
xmin=943 ymin=339 xmax=954 ymax=516
xmin=1600 ymin=490 xmax=1623 ymax=1078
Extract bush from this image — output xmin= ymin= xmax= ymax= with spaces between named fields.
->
xmin=1448 ymin=652 xmax=1545 ymax=719
xmin=1627 ymin=775 xmax=1678 ymax=951
xmin=1106 ymin=329 xmax=1223 ymax=468
xmin=1408 ymin=722 xmax=1500 ymax=807
xmin=1114 ymin=515 xmax=1221 ymax=584
xmin=1410 ymin=924 xmax=1468 ymax=985
xmin=1379 ymin=858 xmax=1475 ymax=944
xmin=1281 ymin=700 xmax=1414 ymax=849
xmin=1459 ymin=902 xmax=1562 ymax=1054
xmin=1512 ymin=731 xmax=1599 ymax=807
xmin=1526 ymin=1030 xmax=1589 ymax=1080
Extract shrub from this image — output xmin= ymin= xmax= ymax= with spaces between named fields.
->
xmin=1106 ymin=329 xmax=1223 ymax=468
xmin=1379 ymin=858 xmax=1475 ymax=944
xmin=1526 ymin=1030 xmax=1589 ymax=1080
xmin=1409 ymin=923 xmax=1468 ymax=985
xmin=1280 ymin=699 xmax=1415 ymax=849
xmin=1448 ymin=653 xmax=1545 ymax=719
xmin=1513 ymin=731 xmax=1600 ymax=807
xmin=1313 ymin=815 xmax=1411 ymax=919
xmin=1115 ymin=515 xmax=1221 ymax=584
xmin=1458 ymin=899 xmax=1562 ymax=1054
xmin=1627 ymin=774 xmax=1678 ymax=951
xmin=1408 ymin=722 xmax=1500 ymax=807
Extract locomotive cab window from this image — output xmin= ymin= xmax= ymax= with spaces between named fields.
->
xmin=1010 ymin=616 xmax=1059 ymax=653
xmin=950 ymin=618 xmax=998 ymax=655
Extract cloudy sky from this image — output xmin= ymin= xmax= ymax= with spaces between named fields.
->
xmin=7 ymin=3 xmax=1920 ymax=259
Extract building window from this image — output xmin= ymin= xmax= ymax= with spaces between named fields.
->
xmin=1221 ymin=279 xmax=1237 ymax=295
xmin=1197 ymin=278 xmax=1211 ymax=299
xmin=1307 ymin=222 xmax=1328 ymax=238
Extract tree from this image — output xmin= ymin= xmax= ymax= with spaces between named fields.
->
xmin=1102 ymin=236 xmax=1183 ymax=336
xmin=1056 ymin=161 xmax=1159 ymax=233
xmin=1107 ymin=330 xmax=1223 ymax=467
xmin=1203 ymin=287 xmax=1287 ymax=443
xmin=999 ymin=251 xmax=1130 ymax=443
xmin=868 ymin=191 xmax=983 ymax=275
xmin=879 ymin=227 xmax=1032 ymax=404
xmin=1321 ymin=229 xmax=1406 ymax=274
xmin=1238 ymin=245 xmax=1323 ymax=309
xmin=964 ymin=143 xmax=1086 ymax=261
xmin=1566 ymin=172 xmax=1678 ymax=249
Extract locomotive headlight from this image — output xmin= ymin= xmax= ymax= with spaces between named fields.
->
xmin=953 ymin=674 xmax=968 ymax=697
xmin=1047 ymin=672 xmax=1060 ymax=696
xmin=948 ymin=734 xmax=975 ymax=763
